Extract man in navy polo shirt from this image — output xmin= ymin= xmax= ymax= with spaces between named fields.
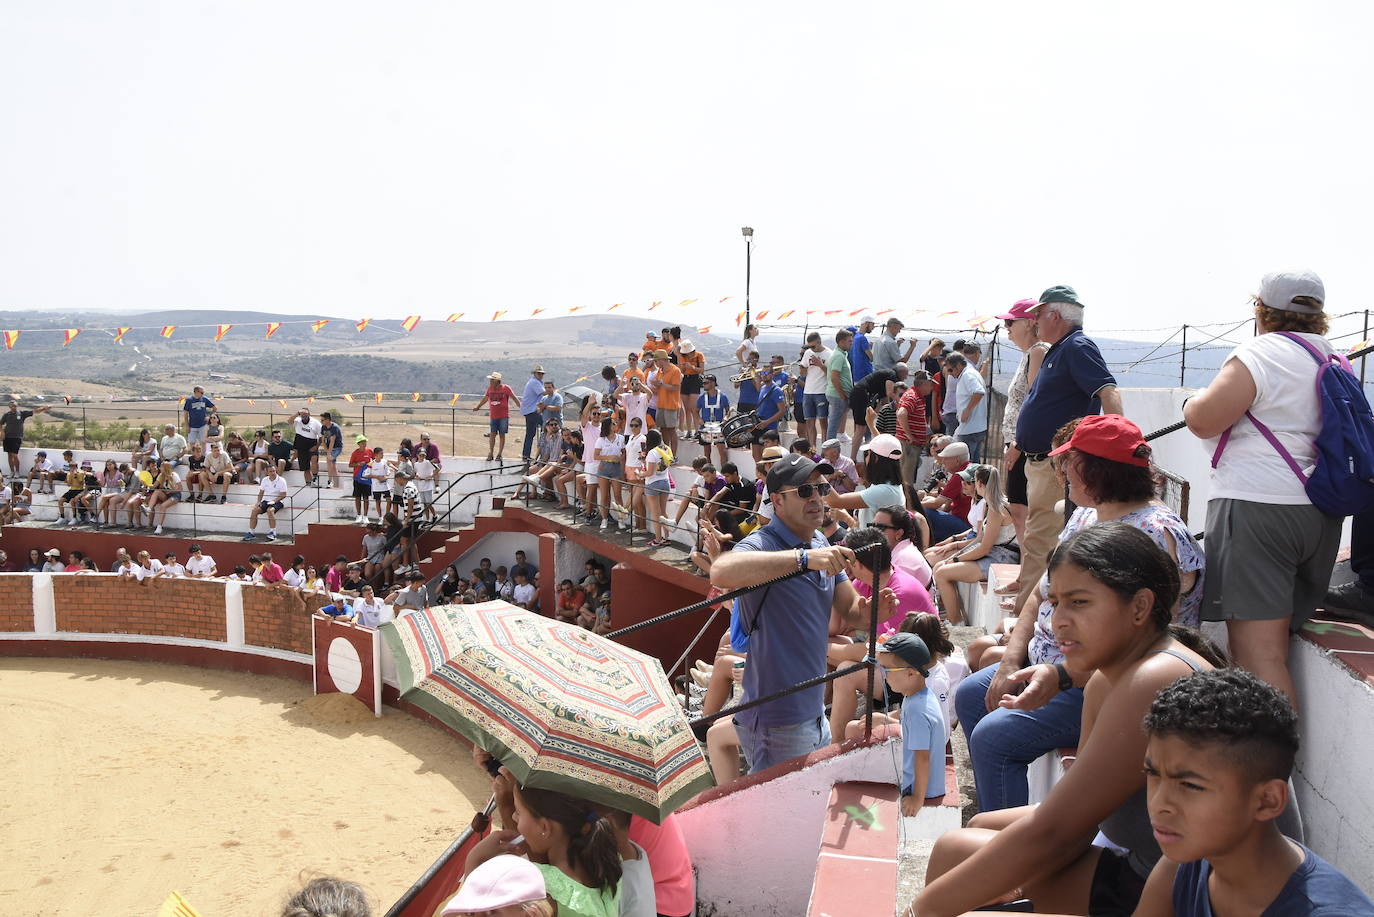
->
xmin=709 ymin=453 xmax=896 ymax=773
xmin=519 ymin=365 xmax=546 ymax=465
xmin=750 ymin=367 xmax=788 ymax=463
xmin=181 ymin=386 xmax=215 ymax=445
xmin=1012 ymin=285 xmax=1122 ymax=615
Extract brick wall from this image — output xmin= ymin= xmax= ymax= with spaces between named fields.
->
xmin=0 ymin=573 xmax=34 ymax=631
xmin=52 ymin=575 xmax=228 ymax=641
xmin=240 ymin=585 xmax=325 ymax=655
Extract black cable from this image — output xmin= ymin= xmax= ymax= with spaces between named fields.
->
xmin=689 ymin=662 xmax=869 ymax=728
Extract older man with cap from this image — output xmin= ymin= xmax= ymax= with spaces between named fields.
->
xmin=707 ymin=452 xmax=895 ymax=772
xmin=874 ymin=317 xmax=919 ymax=373
xmin=820 ymin=438 xmax=860 ymax=494
xmin=1012 ymin=285 xmax=1122 ymax=617
xmin=519 ymin=364 xmax=547 ymax=466
xmin=1186 ymin=269 xmax=1343 ymax=701
xmin=920 ymin=441 xmax=975 ymax=542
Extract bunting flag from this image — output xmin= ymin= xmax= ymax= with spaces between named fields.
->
xmin=449 ymin=393 xmax=461 ymax=406
xmin=277 ymin=399 xmax=288 ymax=408
xmin=697 ymin=326 xmax=712 ymax=335
xmin=568 ymin=306 xmax=583 ymax=313
xmin=246 ymin=399 xmax=256 ymax=406
xmin=938 ymin=311 xmax=959 ymax=318
xmin=849 ymin=309 xmax=864 ymax=317
xmin=62 ymin=329 xmax=80 ymax=347
xmin=265 ymin=322 xmax=282 ymax=339
xmin=307 ymin=396 xmax=316 ymax=403
xmin=374 ymin=393 xmax=383 ymax=403
xmin=214 ymin=324 xmax=233 ymax=342
xmin=160 ymin=325 xmax=176 ymax=338
xmin=735 ymin=312 xmax=744 ymax=325
xmin=411 ymin=392 xmax=421 ymax=402
xmin=1350 ymin=340 xmax=1370 ymax=354
xmin=876 ymin=309 xmax=894 ymax=316
xmin=356 ymin=318 xmax=372 ymax=333
xmin=531 ymin=308 xmax=544 ymax=317
xmin=311 ymin=320 xmax=329 ymax=333
xmin=340 ymin=393 xmax=355 ymax=403
xmin=823 ymin=310 xmax=842 ymax=316
xmin=492 ymin=311 xmax=507 ymax=321
xmin=649 ymin=301 xmax=663 ymax=311
xmin=609 ymin=303 xmax=623 ymax=311
xmin=446 ymin=313 xmax=464 ymax=322
xmin=113 ymin=327 xmax=131 ymax=343
xmin=4 ymin=331 xmax=20 ymax=350
xmin=777 ymin=310 xmax=795 ymax=320
xmin=719 ymin=296 xmax=731 ymax=303
xmin=401 ymin=315 xmax=421 ymax=333
xmin=756 ymin=311 xmax=769 ymax=321
xmin=678 ymin=299 xmax=698 ymax=307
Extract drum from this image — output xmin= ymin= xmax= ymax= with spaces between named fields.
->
xmin=697 ymin=421 xmax=725 ymax=445
xmin=721 ymin=411 xmax=760 ymax=448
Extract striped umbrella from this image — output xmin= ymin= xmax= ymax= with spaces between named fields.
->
xmin=381 ymin=601 xmax=712 ymax=822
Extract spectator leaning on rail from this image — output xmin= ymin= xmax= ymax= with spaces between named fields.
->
xmin=3 ymin=399 xmax=50 ymax=481
xmin=1184 ymin=269 xmax=1342 ymax=703
xmin=706 ymin=453 xmax=896 ymax=772
xmin=520 ymin=364 xmax=547 ymax=465
xmin=1010 ymin=285 xmax=1122 ymax=620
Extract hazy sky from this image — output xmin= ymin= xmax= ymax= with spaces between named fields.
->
xmin=2 ymin=1 xmax=1369 ymax=335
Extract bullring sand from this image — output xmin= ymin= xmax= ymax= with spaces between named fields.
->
xmin=0 ymin=658 xmax=491 ymax=916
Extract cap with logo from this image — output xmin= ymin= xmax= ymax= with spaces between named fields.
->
xmin=765 ymin=453 xmax=835 ymax=494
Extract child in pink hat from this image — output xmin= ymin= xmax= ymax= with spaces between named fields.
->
xmin=442 ymin=854 xmax=550 ymax=916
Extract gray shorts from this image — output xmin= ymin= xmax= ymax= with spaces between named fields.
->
xmin=658 ymin=409 xmax=679 ymax=428
xmin=1201 ymin=498 xmax=1342 ymax=628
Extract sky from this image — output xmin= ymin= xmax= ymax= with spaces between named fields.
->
xmin=1 ymin=1 xmax=1370 ymax=337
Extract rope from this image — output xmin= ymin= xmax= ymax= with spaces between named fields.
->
xmin=689 ymin=661 xmax=870 ymax=728
xmin=602 ymin=566 xmax=806 ymax=639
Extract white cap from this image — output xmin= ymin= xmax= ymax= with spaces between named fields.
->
xmin=938 ymin=441 xmax=970 ymax=460
xmin=1258 ymin=270 xmax=1324 ymax=314
xmin=860 ymin=433 xmax=903 ymax=459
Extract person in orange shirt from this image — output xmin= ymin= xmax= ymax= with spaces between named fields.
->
xmin=621 ymin=352 xmax=648 ymax=388
xmin=677 ymin=340 xmax=706 ymax=437
xmin=650 ymin=350 xmax=683 ymax=454
xmin=643 ymin=331 xmax=667 ymax=357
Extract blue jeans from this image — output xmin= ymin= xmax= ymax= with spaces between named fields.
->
xmin=942 ymin=411 xmax=958 ymax=436
xmin=825 ymin=396 xmax=848 ymax=441
xmin=926 ymin=509 xmax=970 ymax=544
xmin=803 ymin=392 xmax=828 ymax=422
xmin=958 ymin=431 xmax=986 ymax=463
xmin=955 ymin=663 xmax=1084 ymax=811
xmin=521 ymin=412 xmax=541 ymax=461
xmin=736 ymin=714 xmax=831 ymax=774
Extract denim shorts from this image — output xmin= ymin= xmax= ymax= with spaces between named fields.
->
xmin=489 ymin=417 xmax=510 ymax=435
xmin=736 ymin=715 xmax=830 ymax=774
xmin=600 ymin=461 xmax=622 ymax=481
xmin=802 ymin=392 xmax=828 ymax=421
xmin=646 ymin=479 xmax=670 ymax=495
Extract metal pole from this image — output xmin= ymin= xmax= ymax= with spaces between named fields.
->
xmin=1179 ymin=324 xmax=1188 ymax=387
xmin=1362 ymin=310 xmax=1370 ymax=387
xmin=451 ymin=408 xmax=457 ymax=458
xmin=863 ymin=562 xmax=880 ymax=742
xmin=82 ymin=407 xmax=88 ymax=449
xmin=362 ymin=405 xmax=367 ymax=439
xmin=744 ymin=237 xmax=752 ymax=330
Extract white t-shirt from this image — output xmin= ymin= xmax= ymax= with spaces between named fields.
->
xmin=924 ymin=652 xmax=970 ymax=743
xmin=259 ymin=475 xmax=289 ymax=501
xmin=619 ymin=841 xmax=657 ymax=917
xmin=624 ymin=434 xmax=647 ymax=472
xmin=185 ymin=554 xmax=216 ymax=576
xmin=293 ymin=417 xmax=322 ymax=440
xmin=369 ymin=459 xmax=392 ymax=494
xmin=413 ymin=458 xmax=437 ymax=493
xmin=738 ymin=337 xmax=759 ymax=364
xmin=620 ymin=392 xmax=649 ymax=427
xmin=595 ymin=434 xmax=625 ymax=462
xmin=954 ymin=369 xmax=988 ymax=435
xmin=351 ymin=598 xmax=392 ymax=628
xmin=643 ymin=447 xmax=670 ymax=486
xmin=131 ymin=559 xmax=164 ymax=582
xmin=513 ymin=582 xmax=536 ymax=606
xmin=581 ymin=423 xmax=600 ymax=476
xmin=160 ymin=562 xmax=187 ymax=578
xmin=802 ymin=347 xmax=832 ymax=395
xmin=1204 ymin=331 xmax=1330 ymax=504
xmin=283 ymin=568 xmax=306 ymax=588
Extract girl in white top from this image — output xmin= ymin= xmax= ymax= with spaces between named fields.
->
xmin=622 ymin=416 xmax=648 ymax=535
xmin=282 ymin=556 xmax=307 ymax=589
xmin=367 ymin=450 xmax=391 ymax=520
xmin=641 ymin=430 xmax=673 ymax=547
xmin=593 ymin=418 xmax=626 ymax=531
xmin=1184 ymin=269 xmax=1343 ymax=701
xmin=735 ymin=323 xmax=759 ymax=366
xmin=929 ymin=464 xmax=1018 ymax=624
xmin=577 ymin=398 xmax=602 ymax=520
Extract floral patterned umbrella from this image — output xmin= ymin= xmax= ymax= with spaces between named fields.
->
xmin=381 ymin=600 xmax=712 ymax=822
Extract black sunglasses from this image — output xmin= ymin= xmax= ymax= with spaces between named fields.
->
xmin=873 ymin=522 xmax=904 ymax=531
xmin=779 ymin=481 xmax=833 ymax=499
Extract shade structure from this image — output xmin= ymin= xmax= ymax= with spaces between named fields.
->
xmin=381 ymin=601 xmax=713 ymax=822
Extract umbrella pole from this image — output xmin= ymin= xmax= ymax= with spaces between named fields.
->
xmin=864 ymin=563 xmax=879 ymax=742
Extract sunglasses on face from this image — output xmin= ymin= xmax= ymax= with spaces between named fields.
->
xmin=873 ymin=522 xmax=903 ymax=531
xmin=780 ymin=481 xmax=833 ymax=499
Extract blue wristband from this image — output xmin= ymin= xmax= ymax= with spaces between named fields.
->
xmin=798 ymin=548 xmax=809 ymax=572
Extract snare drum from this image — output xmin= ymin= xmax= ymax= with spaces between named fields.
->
xmin=698 ymin=421 xmax=725 ymax=445
xmin=721 ymin=411 xmax=760 ymax=448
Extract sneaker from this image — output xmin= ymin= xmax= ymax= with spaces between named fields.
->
xmin=1323 ymin=580 xmax=1374 ymax=623
xmin=265 ymin=532 xmax=276 ymax=542
xmin=219 ymin=496 xmax=227 ymax=504
xmin=241 ymin=532 xmax=257 ymax=541
xmin=600 ymin=519 xmax=609 ymax=531
xmin=153 ymin=524 xmax=163 ymax=535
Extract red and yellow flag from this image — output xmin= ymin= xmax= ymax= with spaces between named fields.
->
xmin=341 ymin=393 xmax=355 ymax=403
xmin=649 ymin=301 xmax=663 ymax=311
xmin=356 ymin=318 xmax=372 ymax=333
xmin=311 ymin=320 xmax=329 ymax=333
xmin=777 ymin=310 xmax=795 ymax=320
xmin=265 ymin=322 xmax=281 ymax=340
xmin=449 ymin=393 xmax=461 ymax=406
xmin=214 ymin=324 xmax=233 ymax=342
xmin=719 ymin=296 xmax=732 ymax=303
xmin=400 ymin=315 xmax=421 ymax=333
xmin=530 ymin=308 xmax=544 ymax=317
xmin=3 ymin=330 xmax=20 ymax=350
xmin=113 ymin=327 xmax=131 ymax=343
xmin=492 ymin=310 xmax=507 ymax=321
xmin=697 ymin=326 xmax=712 ymax=335
xmin=446 ymin=313 xmax=464 ymax=322
xmin=678 ymin=299 xmax=697 ymax=307
xmin=246 ymin=399 xmax=256 ymax=406
xmin=411 ymin=392 xmax=421 ymax=402
xmin=756 ymin=310 xmax=769 ymax=321
xmin=277 ymin=399 xmax=288 ymax=408
xmin=568 ymin=306 xmax=582 ymax=313
xmin=609 ymin=303 xmax=623 ymax=311
xmin=62 ymin=329 xmax=81 ymax=346
xmin=160 ymin=325 xmax=176 ymax=338
xmin=735 ymin=312 xmax=744 ymax=325
xmin=938 ymin=310 xmax=959 ymax=318
xmin=374 ymin=393 xmax=383 ymax=404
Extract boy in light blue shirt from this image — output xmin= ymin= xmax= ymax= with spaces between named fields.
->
xmin=880 ymin=632 xmax=946 ymax=817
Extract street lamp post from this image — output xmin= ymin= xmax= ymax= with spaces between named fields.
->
xmin=741 ymin=226 xmax=754 ymax=329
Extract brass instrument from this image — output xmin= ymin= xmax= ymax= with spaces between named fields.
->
xmin=729 ymin=367 xmax=759 ymax=384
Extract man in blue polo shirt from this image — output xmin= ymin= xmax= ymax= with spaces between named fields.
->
xmin=750 ymin=367 xmax=788 ymax=463
xmin=181 ymin=386 xmax=215 ymax=445
xmin=850 ymin=316 xmax=876 ymax=382
xmin=519 ymin=365 xmax=547 ymax=465
xmin=709 ymin=453 xmax=897 ymax=773
xmin=1012 ymin=285 xmax=1123 ymax=615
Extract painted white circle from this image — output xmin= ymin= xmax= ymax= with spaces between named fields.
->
xmin=327 ymin=636 xmax=363 ymax=695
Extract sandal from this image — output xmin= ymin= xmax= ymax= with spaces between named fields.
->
xmin=993 ymin=581 xmax=1021 ymax=595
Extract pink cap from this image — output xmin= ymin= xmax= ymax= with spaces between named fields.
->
xmin=995 ymin=298 xmax=1038 ymax=321
xmin=441 ymin=855 xmax=547 ymax=914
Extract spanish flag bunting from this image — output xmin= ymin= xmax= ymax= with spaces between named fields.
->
xmin=401 ymin=315 xmax=421 ymax=333
xmin=697 ymin=326 xmax=712 ymax=335
xmin=568 ymin=306 xmax=582 ymax=313
xmin=756 ymin=310 xmax=769 ymax=321
xmin=877 ymin=309 xmax=894 ymax=316
xmin=1350 ymin=340 xmax=1370 ymax=354
xmin=492 ymin=311 xmax=506 ymax=321
xmin=307 ymin=396 xmax=316 ymax=403
xmin=311 ymin=319 xmax=329 ymax=333
xmin=277 ymin=399 xmax=288 ymax=408
xmin=160 ymin=325 xmax=176 ymax=338
xmin=62 ymin=329 xmax=81 ymax=346
xmin=374 ymin=393 xmax=383 ymax=404
xmin=113 ymin=327 xmax=131 ymax=343
xmin=735 ymin=312 xmax=744 ymax=325
xmin=214 ymin=324 xmax=233 ymax=342
xmin=356 ymin=318 xmax=371 ymax=333
xmin=342 ymin=393 xmax=355 ymax=403
xmin=849 ymin=309 xmax=864 ymax=317
xmin=446 ymin=313 xmax=463 ymax=322
xmin=823 ymin=310 xmax=841 ymax=316
xmin=719 ymin=296 xmax=731 ymax=303
xmin=449 ymin=393 xmax=461 ymax=406
xmin=777 ymin=310 xmax=795 ymax=320
xmin=411 ymin=392 xmax=421 ymax=402
xmin=531 ymin=308 xmax=544 ymax=317
xmin=938 ymin=310 xmax=959 ymax=318
xmin=609 ymin=303 xmax=623 ymax=311
xmin=3 ymin=330 xmax=20 ymax=350
xmin=265 ymin=322 xmax=281 ymax=339
xmin=246 ymin=399 xmax=256 ymax=406
xmin=649 ymin=301 xmax=662 ymax=311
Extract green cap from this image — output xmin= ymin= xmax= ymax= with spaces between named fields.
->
xmin=1038 ymin=285 xmax=1083 ymax=308
xmin=355 ymin=435 xmax=368 ymax=444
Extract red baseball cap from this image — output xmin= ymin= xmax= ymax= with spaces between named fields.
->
xmin=995 ymin=298 xmax=1039 ymax=321
xmin=1049 ymin=414 xmax=1150 ymax=467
